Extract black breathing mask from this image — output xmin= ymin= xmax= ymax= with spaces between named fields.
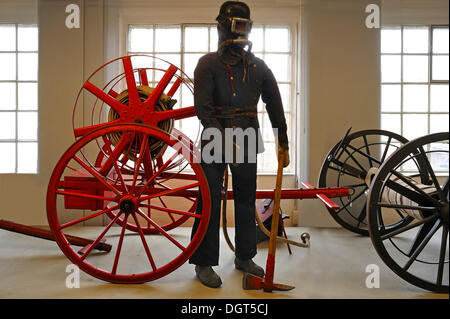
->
xmin=216 ymin=1 xmax=253 ymax=53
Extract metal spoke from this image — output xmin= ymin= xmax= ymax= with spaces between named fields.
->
xmin=344 ymin=140 xmax=380 ymax=167
xmin=343 ymin=147 xmax=368 ymax=176
xmin=111 ymin=214 xmax=129 ymax=275
xmin=418 ymin=146 xmax=445 ymax=201
xmin=131 ymin=134 xmax=149 ymax=192
xmin=380 ymin=137 xmax=392 ymax=163
xmin=140 ymin=203 xmax=201 ymax=219
xmin=335 ymin=187 xmax=367 ymax=215
xmin=73 ymin=155 xmax=121 ymax=196
xmin=137 ymin=209 xmax=186 ymax=251
xmin=104 ymin=140 xmax=129 ymax=193
xmin=131 ymin=213 xmax=157 ymax=271
xmin=80 ymin=213 xmax=122 ymax=260
xmin=330 ymin=158 xmax=365 ymax=179
xmin=436 ymin=224 xmax=448 ymax=286
xmin=139 ymin=182 xmax=200 ymax=202
xmin=375 ymin=202 xmax=439 ymax=212
xmin=122 ymin=56 xmax=140 ymax=107
xmin=59 ymin=205 xmax=119 ymax=230
xmin=356 ymin=202 xmax=367 ymax=228
xmin=403 ymin=219 xmax=441 ymax=271
xmin=136 ymin=151 xmax=179 ymax=197
xmin=380 ymin=214 xmax=439 ymax=240
xmin=56 ymin=190 xmax=117 ymax=202
xmin=389 ymin=170 xmax=441 ymax=207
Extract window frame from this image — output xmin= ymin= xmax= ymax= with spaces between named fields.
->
xmin=0 ymin=23 xmax=39 ymax=174
xmin=380 ymin=24 xmax=449 ymax=140
xmin=126 ymin=22 xmax=297 ymax=174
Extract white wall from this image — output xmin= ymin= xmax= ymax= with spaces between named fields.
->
xmin=297 ymin=0 xmax=381 ymax=227
xmin=1 ymin=0 xmax=447 ymax=227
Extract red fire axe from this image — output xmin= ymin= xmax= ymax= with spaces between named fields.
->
xmin=242 ymin=149 xmax=295 ymax=292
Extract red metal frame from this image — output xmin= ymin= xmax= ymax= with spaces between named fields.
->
xmin=0 ymin=55 xmax=353 ymax=285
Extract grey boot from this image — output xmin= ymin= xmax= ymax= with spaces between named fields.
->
xmin=234 ymin=258 xmax=265 ymax=277
xmin=195 ymin=266 xmax=222 ymax=288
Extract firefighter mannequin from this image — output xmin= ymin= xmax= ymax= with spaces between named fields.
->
xmin=190 ymin=1 xmax=290 ymax=288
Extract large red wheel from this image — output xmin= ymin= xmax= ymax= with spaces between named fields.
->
xmin=47 ymin=124 xmax=210 ymax=283
xmin=71 ymin=55 xmax=199 ymax=234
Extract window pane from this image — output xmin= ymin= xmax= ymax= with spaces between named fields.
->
xmin=430 ymin=114 xmax=449 ymax=133
xmin=183 ymin=53 xmax=202 ymax=79
xmin=381 ymin=28 xmax=401 ymax=53
xmin=0 ymin=112 xmax=16 ymax=139
xmin=18 ymin=25 xmax=38 ymax=51
xmin=154 ymin=53 xmax=181 ymax=82
xmin=17 ymin=142 xmax=37 ymax=173
xmin=403 ymin=114 xmax=428 ymax=139
xmin=265 ymin=54 xmax=290 ymax=81
xmin=265 ymin=27 xmax=290 ymax=52
xmin=18 ymin=112 xmax=37 ymax=140
xmin=278 ymin=83 xmax=291 ymax=111
xmin=209 ymin=27 xmax=218 ymax=52
xmin=263 ymin=113 xmax=275 ymax=142
xmin=381 ymin=113 xmax=401 ymax=135
xmin=155 ymin=27 xmax=181 ymax=52
xmin=129 ymin=27 xmax=153 ymax=52
xmin=0 ymin=143 xmax=15 ymax=173
xmin=432 ymin=28 xmax=449 ymax=54
xmin=185 ymin=27 xmax=208 ymax=52
xmin=18 ymin=83 xmax=38 ymax=110
xmin=403 ymin=84 xmax=428 ymax=112
xmin=179 ymin=116 xmax=199 ymax=142
xmin=0 ymin=53 xmax=16 ymax=80
xmin=403 ymin=55 xmax=428 ymax=82
xmin=181 ymin=86 xmax=194 ymax=107
xmin=381 ymin=84 xmax=401 ymax=112
xmin=0 ymin=83 xmax=16 ymax=110
xmin=430 ymin=142 xmax=448 ymax=171
xmin=261 ymin=142 xmax=276 ymax=172
xmin=403 ymin=27 xmax=429 ymax=53
xmin=432 ymin=55 xmax=449 ymax=81
xmin=249 ymin=26 xmax=263 ymax=52
xmin=18 ymin=53 xmax=38 ymax=81
xmin=381 ymin=55 xmax=401 ymax=82
xmin=430 ymin=84 xmax=449 ymax=112
xmin=0 ymin=25 xmax=16 ymax=51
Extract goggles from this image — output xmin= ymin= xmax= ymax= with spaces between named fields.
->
xmin=229 ymin=17 xmax=253 ymax=36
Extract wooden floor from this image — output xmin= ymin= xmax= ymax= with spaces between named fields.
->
xmin=0 ymin=226 xmax=447 ymax=299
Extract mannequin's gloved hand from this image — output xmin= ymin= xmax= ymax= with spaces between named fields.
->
xmin=278 ymin=145 xmax=290 ymax=168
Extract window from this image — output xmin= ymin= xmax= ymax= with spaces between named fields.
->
xmin=127 ymin=24 xmax=294 ymax=173
xmin=0 ymin=24 xmax=38 ymax=174
xmin=380 ymin=26 xmax=449 ymax=141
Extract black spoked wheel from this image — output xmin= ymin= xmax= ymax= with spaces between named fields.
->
xmin=319 ymin=129 xmax=418 ymax=236
xmin=367 ymin=132 xmax=449 ymax=293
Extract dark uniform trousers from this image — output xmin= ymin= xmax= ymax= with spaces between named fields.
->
xmin=188 ymin=51 xmax=288 ymax=266
xmin=190 ymin=160 xmax=257 ymax=266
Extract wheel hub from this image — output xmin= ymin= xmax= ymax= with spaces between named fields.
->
xmin=119 ymin=195 xmax=138 ymax=214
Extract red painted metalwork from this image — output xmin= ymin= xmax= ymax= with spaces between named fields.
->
xmin=47 ymin=124 xmax=211 ymax=283
xmin=38 ymin=55 xmax=354 ymax=284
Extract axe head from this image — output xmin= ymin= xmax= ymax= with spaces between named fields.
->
xmin=242 ymin=273 xmax=295 ymax=292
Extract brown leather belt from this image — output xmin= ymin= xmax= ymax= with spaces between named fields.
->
xmin=214 ymin=105 xmax=257 ymax=118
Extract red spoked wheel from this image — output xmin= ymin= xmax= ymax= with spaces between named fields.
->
xmin=47 ymin=124 xmax=210 ymax=283
xmin=71 ymin=55 xmax=199 ymax=234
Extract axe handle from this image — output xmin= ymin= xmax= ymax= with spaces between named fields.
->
xmin=265 ymin=150 xmax=285 ymax=285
